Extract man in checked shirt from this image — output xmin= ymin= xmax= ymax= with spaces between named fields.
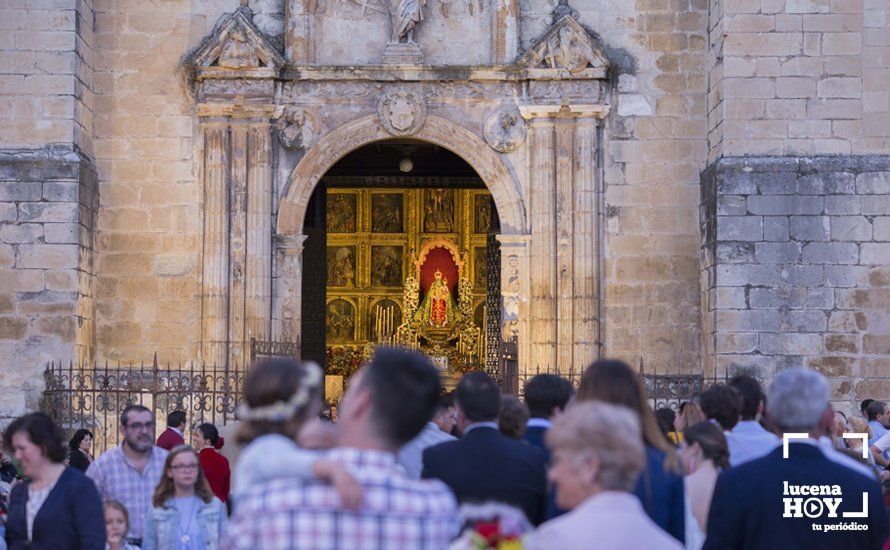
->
xmin=87 ymin=405 xmax=168 ymax=546
xmin=223 ymin=347 xmax=459 ymax=550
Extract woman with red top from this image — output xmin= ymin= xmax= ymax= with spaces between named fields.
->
xmin=193 ymin=423 xmax=230 ymax=504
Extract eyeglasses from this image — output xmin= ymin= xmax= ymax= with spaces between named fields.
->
xmin=124 ymin=421 xmax=155 ymax=431
xmin=170 ymin=464 xmax=199 ymax=471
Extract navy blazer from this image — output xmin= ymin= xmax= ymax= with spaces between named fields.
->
xmin=6 ymin=466 xmax=105 ymax=550
xmin=633 ymin=445 xmax=685 ymax=543
xmin=522 ymin=425 xmax=566 ymax=521
xmin=703 ymin=443 xmax=888 ymax=550
xmin=423 ymin=426 xmax=548 ymax=525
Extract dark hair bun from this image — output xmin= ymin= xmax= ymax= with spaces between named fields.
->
xmin=214 ymin=437 xmax=225 ymax=450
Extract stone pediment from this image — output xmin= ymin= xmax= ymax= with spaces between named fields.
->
xmin=189 ymin=6 xmax=285 ymax=79
xmin=518 ymin=16 xmax=609 ymax=78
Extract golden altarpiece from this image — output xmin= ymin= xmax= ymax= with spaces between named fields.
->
xmin=324 ymin=185 xmax=494 ymax=378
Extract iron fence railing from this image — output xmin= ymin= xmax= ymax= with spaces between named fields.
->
xmin=41 ymin=355 xmax=245 ymax=455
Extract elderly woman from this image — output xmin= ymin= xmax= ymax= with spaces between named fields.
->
xmin=525 ymin=402 xmax=682 ymax=550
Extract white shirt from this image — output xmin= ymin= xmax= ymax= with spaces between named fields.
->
xmin=526 ymin=418 xmax=552 ymax=430
xmin=725 ymin=420 xmax=779 ymax=467
xmin=26 ymin=481 xmax=58 ymax=542
xmin=872 ymin=431 xmax=890 ymax=454
xmin=463 ymin=421 xmax=499 ymax=434
xmin=397 ymin=422 xmax=456 ymax=479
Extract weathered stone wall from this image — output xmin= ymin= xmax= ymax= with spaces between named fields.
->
xmin=92 ymin=0 xmax=237 ymax=362
xmin=0 ymin=147 xmax=98 ymax=421
xmin=599 ymin=0 xmax=709 ymax=373
xmin=703 ymin=156 xmax=890 ymax=413
xmin=708 ymin=0 xmax=890 ymax=159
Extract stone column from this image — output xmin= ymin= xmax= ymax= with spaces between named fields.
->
xmin=200 ymin=121 xmax=231 ymax=366
xmin=285 ymin=0 xmax=314 ymax=63
xmin=491 ymin=0 xmax=519 ymax=63
xmin=272 ymin=234 xmax=309 ymax=348
xmin=228 ymin=123 xmax=249 ymax=365
xmin=496 ymin=234 xmax=531 ymax=372
xmin=245 ymin=123 xmax=273 ymax=354
xmin=573 ymin=115 xmax=599 ymax=368
xmin=555 ymin=117 xmax=575 ymax=369
xmin=526 ymin=116 xmax=557 ymax=371
xmin=520 ymin=104 xmax=607 ymax=373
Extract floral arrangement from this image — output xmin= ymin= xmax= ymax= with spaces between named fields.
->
xmin=325 ymin=347 xmax=363 ymax=377
xmin=449 ymin=502 xmax=532 ymax=550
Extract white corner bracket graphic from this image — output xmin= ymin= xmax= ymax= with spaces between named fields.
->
xmin=782 ymin=433 xmax=810 ymax=458
xmin=843 ymin=492 xmax=869 ymax=518
xmin=842 ymin=432 xmax=870 ymax=459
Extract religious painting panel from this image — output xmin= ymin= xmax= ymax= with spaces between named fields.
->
xmin=370 ymin=245 xmax=403 ymax=286
xmin=423 ymin=189 xmax=455 ymax=233
xmin=371 ymin=193 xmax=404 ymax=233
xmin=327 ymin=246 xmax=356 ymax=287
xmin=369 ymin=299 xmax=403 ymax=341
xmin=326 ymin=299 xmax=356 ymax=342
xmin=327 ymin=193 xmax=356 ymax=233
xmin=474 ymin=246 xmax=487 ymax=289
xmin=474 ymin=194 xmax=493 ymax=234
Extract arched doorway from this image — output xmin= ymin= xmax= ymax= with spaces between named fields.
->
xmin=299 ymin=140 xmax=502 ymax=383
xmin=273 ymin=115 xmax=529 ymax=385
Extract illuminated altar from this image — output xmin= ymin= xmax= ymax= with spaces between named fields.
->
xmin=324 ymin=185 xmax=492 ymax=378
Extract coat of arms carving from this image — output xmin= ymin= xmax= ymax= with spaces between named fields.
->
xmin=377 ymin=90 xmax=427 ymax=136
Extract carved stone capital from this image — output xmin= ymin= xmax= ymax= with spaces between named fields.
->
xmin=377 ymin=89 xmax=427 ymax=136
xmin=274 ymin=233 xmax=309 ymax=254
xmin=519 ymin=103 xmax=609 ymax=120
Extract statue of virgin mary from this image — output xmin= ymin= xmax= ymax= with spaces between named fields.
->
xmin=417 ymin=270 xmax=456 ymax=328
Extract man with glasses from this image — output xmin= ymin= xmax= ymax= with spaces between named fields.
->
xmin=87 ymin=405 xmax=168 ymax=546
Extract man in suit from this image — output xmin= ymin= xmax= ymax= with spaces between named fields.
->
xmin=523 ymin=374 xmax=574 ymax=520
xmin=703 ymin=368 xmax=888 ymax=549
xmin=423 ymin=371 xmax=548 ymax=525
xmin=156 ymin=410 xmax=186 ymax=450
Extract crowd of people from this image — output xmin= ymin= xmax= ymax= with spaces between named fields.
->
xmin=0 ymin=347 xmax=888 ymax=549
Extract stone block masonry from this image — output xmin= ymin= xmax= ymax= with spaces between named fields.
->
xmin=0 ymin=145 xmax=97 ymax=421
xmin=702 ymin=156 xmax=890 ymax=412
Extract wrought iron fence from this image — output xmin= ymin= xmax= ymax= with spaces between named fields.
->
xmin=41 ymin=355 xmax=245 ymax=455
xmin=502 ymin=359 xmax=737 ymax=411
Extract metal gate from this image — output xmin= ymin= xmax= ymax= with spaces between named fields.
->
xmin=41 ymin=355 xmax=244 ymax=455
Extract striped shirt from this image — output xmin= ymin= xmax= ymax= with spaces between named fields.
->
xmin=86 ymin=445 xmax=168 ymax=539
xmin=223 ymin=448 xmax=459 ymax=550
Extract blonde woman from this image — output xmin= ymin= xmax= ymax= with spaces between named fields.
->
xmin=143 ymin=445 xmax=227 ymax=550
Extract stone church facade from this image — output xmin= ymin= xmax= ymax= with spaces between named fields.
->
xmin=1 ymin=0 xmax=888 ymax=418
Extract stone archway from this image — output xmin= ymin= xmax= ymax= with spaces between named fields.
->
xmin=276 ymin=114 xmax=527 ymax=236
xmin=272 ymin=114 xmax=531 ymax=367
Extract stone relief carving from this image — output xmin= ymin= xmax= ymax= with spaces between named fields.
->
xmin=483 ymin=108 xmax=527 ymax=153
xmin=319 ymin=0 xmax=388 ymax=17
xmin=218 ymin=28 xmax=260 ymax=68
xmin=188 ymin=7 xmax=285 ymax=71
xmin=275 ymin=106 xmax=320 ymax=150
xmin=519 ymin=15 xmax=608 ymax=74
xmin=377 ymin=89 xmax=427 ymax=136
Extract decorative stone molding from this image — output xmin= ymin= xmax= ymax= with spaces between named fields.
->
xmin=483 ymin=108 xmax=527 ymax=153
xmin=274 ymin=105 xmax=321 ymax=150
xmin=377 ymin=89 xmax=427 ymax=136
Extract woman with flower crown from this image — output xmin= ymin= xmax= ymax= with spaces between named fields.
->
xmin=230 ymin=358 xmax=361 ymax=509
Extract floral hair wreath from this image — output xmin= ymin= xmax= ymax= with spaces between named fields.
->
xmin=236 ymin=362 xmax=323 ymax=422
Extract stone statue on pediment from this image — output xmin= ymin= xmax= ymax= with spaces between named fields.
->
xmin=390 ymin=0 xmax=426 ymax=43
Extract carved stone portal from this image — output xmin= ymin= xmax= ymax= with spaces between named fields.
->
xmin=377 ymin=89 xmax=427 ymax=136
xmin=484 ymin=108 xmax=527 ymax=153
